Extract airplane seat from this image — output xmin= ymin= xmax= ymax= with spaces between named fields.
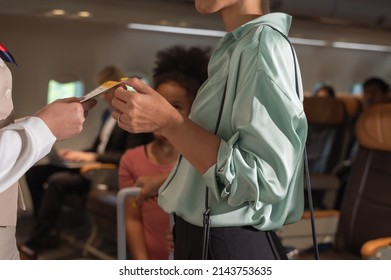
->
xmin=79 ymin=163 xmax=119 ymax=259
xmin=62 ymin=194 xmax=87 ymax=211
xmin=303 ymin=96 xmax=350 ymax=209
xmin=292 ymin=103 xmax=391 ymax=260
xmin=38 ymin=172 xmax=91 ymax=249
xmin=336 ymin=95 xmax=364 ymax=156
xmin=278 ymin=97 xmax=349 ymax=254
xmin=336 ymin=95 xmax=363 ymax=121
xmin=331 ymin=95 xmax=365 ymax=209
xmin=116 ymin=187 xmax=142 ymax=260
xmin=59 ymin=192 xmax=90 ymax=237
xmin=335 ymin=103 xmax=391 ymax=257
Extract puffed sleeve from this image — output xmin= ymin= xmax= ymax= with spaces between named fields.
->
xmin=203 ymin=68 xmax=306 ymax=211
xmin=0 ymin=116 xmax=56 ymax=193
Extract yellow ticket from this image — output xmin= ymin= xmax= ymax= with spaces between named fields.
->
xmin=80 ymin=81 xmax=121 ymax=102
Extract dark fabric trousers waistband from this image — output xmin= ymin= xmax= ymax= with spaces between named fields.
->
xmin=173 ymin=216 xmax=287 ymax=260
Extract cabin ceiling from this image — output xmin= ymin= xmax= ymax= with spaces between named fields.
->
xmin=0 ymin=0 xmax=390 ymax=31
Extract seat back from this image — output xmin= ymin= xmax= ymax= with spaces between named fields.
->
xmin=304 ymin=97 xmax=349 ymax=173
xmin=304 ymin=97 xmax=350 ymax=209
xmin=335 ymin=103 xmax=391 ymax=256
xmin=337 ymin=95 xmax=363 ymax=123
xmin=337 ymin=95 xmax=364 ymax=158
xmin=81 ymin=164 xmax=119 ymax=259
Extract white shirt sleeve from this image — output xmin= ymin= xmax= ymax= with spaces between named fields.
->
xmin=0 ymin=116 xmax=56 ymax=193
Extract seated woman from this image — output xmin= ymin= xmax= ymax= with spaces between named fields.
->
xmin=118 ymin=45 xmax=210 ymax=259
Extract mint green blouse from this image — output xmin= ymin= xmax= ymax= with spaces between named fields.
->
xmin=158 ymin=13 xmax=307 ymax=230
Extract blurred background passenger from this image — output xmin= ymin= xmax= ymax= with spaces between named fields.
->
xmin=362 ymin=77 xmax=390 ymax=108
xmin=314 ymin=85 xmax=336 ymax=98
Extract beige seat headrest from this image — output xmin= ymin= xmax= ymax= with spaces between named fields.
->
xmin=304 ymin=97 xmax=345 ymax=125
xmin=337 ymin=95 xmax=363 ymax=119
xmin=356 ymin=103 xmax=391 ymax=151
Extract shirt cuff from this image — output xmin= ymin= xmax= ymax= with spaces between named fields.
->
xmin=202 ymin=132 xmax=240 ymax=201
xmin=7 ymin=116 xmax=56 ymax=154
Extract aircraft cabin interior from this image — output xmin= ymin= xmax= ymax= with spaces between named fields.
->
xmin=0 ymin=0 xmax=390 ymax=261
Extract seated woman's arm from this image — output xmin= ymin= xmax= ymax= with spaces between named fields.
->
xmin=125 ymin=197 xmax=148 ymax=260
xmin=134 ymin=173 xmax=171 ymax=205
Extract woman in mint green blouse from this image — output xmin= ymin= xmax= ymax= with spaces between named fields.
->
xmin=112 ymin=0 xmax=307 ymax=259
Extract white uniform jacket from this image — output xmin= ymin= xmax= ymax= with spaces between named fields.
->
xmin=0 ymin=58 xmax=56 ymax=226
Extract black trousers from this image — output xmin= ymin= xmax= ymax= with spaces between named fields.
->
xmin=25 ymin=166 xmax=90 ymax=251
xmin=25 ymin=164 xmax=69 ymax=218
xmin=173 ymin=216 xmax=287 ymax=260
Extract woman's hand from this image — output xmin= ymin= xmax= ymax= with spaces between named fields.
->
xmin=113 ymin=78 xmax=220 ymax=174
xmin=111 ymin=78 xmax=182 ymax=134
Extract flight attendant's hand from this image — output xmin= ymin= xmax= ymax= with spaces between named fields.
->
xmin=34 ymin=97 xmax=96 ymax=141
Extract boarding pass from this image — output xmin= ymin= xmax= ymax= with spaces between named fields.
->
xmin=80 ymin=81 xmax=121 ymax=102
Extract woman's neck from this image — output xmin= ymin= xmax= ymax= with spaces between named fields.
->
xmin=221 ymin=1 xmax=268 ymax=32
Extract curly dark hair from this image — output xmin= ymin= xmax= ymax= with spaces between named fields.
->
xmin=153 ymin=45 xmax=211 ymax=100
